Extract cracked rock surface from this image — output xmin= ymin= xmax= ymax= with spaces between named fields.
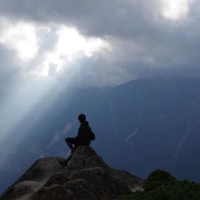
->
xmin=1 ymin=146 xmax=143 ymax=200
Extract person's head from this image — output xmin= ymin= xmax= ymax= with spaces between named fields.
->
xmin=78 ymin=114 xmax=86 ymax=123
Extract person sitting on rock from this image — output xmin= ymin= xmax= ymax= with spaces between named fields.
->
xmin=65 ymin=114 xmax=95 ymax=153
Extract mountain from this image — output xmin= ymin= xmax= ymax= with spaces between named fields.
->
xmin=1 ymin=76 xmax=200 ymax=193
xmin=1 ymin=146 xmax=142 ymax=200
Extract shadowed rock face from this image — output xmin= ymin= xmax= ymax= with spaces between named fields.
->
xmin=1 ymin=146 xmax=143 ymax=200
xmin=65 ymin=146 xmax=108 ymax=171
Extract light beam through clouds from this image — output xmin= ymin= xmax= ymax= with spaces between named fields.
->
xmin=0 ymin=18 xmax=109 ymax=144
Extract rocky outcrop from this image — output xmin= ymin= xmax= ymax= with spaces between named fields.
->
xmin=2 ymin=146 xmax=143 ymax=200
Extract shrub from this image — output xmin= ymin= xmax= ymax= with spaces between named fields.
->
xmin=118 ymin=170 xmax=200 ymax=200
xmin=144 ymin=169 xmax=176 ymax=191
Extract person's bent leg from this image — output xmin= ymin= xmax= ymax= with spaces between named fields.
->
xmin=63 ymin=137 xmax=78 ymax=166
xmin=65 ymin=137 xmax=76 ymax=151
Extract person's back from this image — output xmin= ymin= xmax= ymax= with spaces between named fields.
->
xmin=76 ymin=121 xmax=92 ymax=146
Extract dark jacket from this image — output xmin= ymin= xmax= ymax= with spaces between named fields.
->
xmin=76 ymin=121 xmax=91 ymax=146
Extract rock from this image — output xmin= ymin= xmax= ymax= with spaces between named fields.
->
xmin=30 ymin=185 xmax=74 ymax=200
xmin=43 ymin=173 xmax=69 ymax=187
xmin=67 ymin=167 xmax=120 ymax=199
xmin=2 ymin=146 xmax=143 ymax=200
xmin=1 ymin=157 xmax=65 ymax=200
xmin=0 ymin=182 xmax=31 ymax=200
xmin=109 ymin=168 xmax=143 ymax=192
xmin=64 ymin=179 xmax=99 ymax=200
xmin=65 ymin=146 xmax=108 ymax=171
xmin=1 ymin=180 xmax=45 ymax=200
xmin=16 ymin=157 xmax=65 ymax=182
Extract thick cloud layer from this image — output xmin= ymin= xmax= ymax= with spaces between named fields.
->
xmin=0 ymin=0 xmax=199 ymax=86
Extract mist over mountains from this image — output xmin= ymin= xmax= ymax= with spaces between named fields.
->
xmin=1 ymin=76 xmax=200 ymax=193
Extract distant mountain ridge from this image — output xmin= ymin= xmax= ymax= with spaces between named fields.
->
xmin=1 ymin=76 xmax=200 ymax=193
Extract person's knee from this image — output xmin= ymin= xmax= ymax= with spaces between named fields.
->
xmin=65 ymin=137 xmax=75 ymax=144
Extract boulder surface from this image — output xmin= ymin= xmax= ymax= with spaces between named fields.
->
xmin=1 ymin=146 xmax=143 ymax=200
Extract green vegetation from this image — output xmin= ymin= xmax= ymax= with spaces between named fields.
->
xmin=119 ymin=170 xmax=200 ymax=200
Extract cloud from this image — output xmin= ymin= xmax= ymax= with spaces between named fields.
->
xmin=0 ymin=0 xmax=200 ymax=87
xmin=160 ymin=0 xmax=189 ymax=20
xmin=0 ymin=0 xmax=192 ymax=36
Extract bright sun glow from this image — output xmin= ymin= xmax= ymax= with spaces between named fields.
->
xmin=0 ymin=19 xmax=39 ymax=61
xmin=161 ymin=0 xmax=189 ymax=20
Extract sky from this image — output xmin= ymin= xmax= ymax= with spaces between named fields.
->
xmin=0 ymin=0 xmax=200 ymax=141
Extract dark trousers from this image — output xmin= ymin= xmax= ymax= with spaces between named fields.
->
xmin=65 ymin=137 xmax=78 ymax=152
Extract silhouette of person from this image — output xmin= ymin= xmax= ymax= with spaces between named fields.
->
xmin=65 ymin=114 xmax=94 ymax=153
